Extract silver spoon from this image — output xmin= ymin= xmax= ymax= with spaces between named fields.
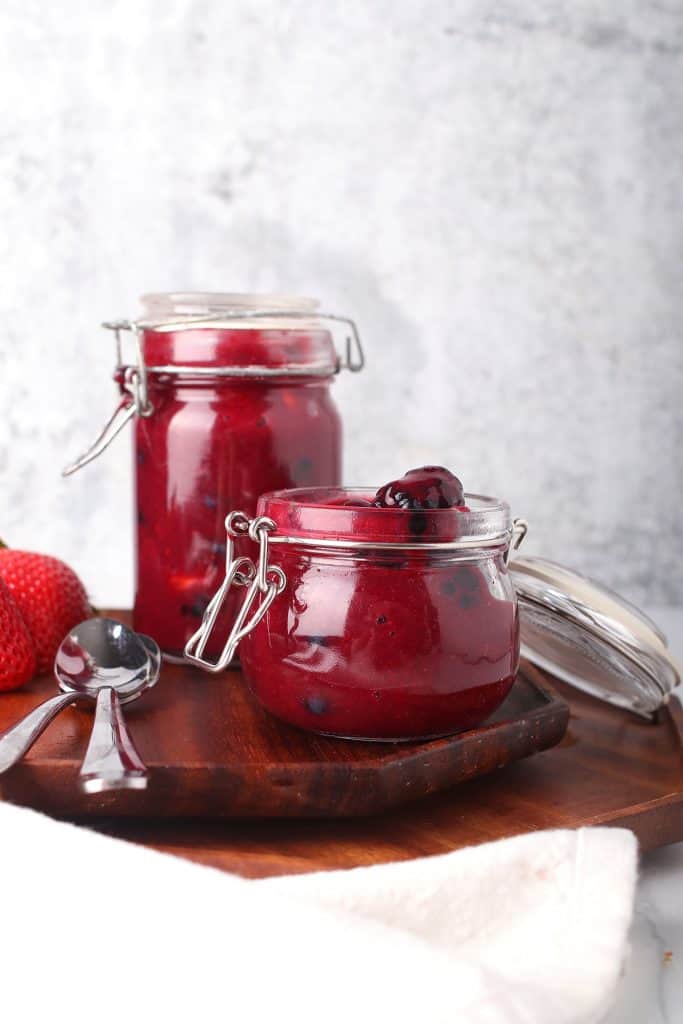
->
xmin=55 ymin=619 xmax=159 ymax=793
xmin=0 ymin=619 xmax=159 ymax=792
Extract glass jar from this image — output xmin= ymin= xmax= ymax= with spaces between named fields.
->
xmin=64 ymin=294 xmax=364 ymax=657
xmin=185 ymin=488 xmax=527 ymax=741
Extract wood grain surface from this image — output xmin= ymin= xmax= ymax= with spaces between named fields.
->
xmin=0 ymin=635 xmax=567 ymax=818
xmin=0 ymin=611 xmax=681 ymax=879
xmin=96 ymin=677 xmax=682 ymax=878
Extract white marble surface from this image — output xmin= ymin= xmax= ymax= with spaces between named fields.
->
xmin=605 ymin=843 xmax=683 ymax=1024
xmin=602 ymin=606 xmax=683 ymax=1023
xmin=0 ymin=2 xmax=681 ymax=608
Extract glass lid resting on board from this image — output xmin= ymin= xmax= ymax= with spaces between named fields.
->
xmin=509 ymin=556 xmax=681 ymax=719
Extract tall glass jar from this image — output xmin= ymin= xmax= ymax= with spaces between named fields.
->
xmin=65 ymin=294 xmax=364 ymax=657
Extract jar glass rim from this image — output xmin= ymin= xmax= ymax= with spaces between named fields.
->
xmin=139 ymin=292 xmax=320 ymax=320
xmin=132 ymin=292 xmax=340 ymax=373
xmin=125 ymin=293 xmax=365 ymax=376
xmin=258 ymin=488 xmax=512 ymax=546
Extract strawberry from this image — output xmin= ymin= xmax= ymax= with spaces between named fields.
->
xmin=0 ymin=575 xmax=36 ymax=690
xmin=0 ymin=547 xmax=92 ymax=675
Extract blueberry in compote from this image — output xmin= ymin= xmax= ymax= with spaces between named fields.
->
xmin=442 ymin=566 xmax=484 ymax=609
xmin=180 ymin=595 xmax=212 ymax=618
xmin=304 ymin=695 xmax=329 ymax=715
xmin=409 ymin=512 xmax=429 ymax=536
xmin=373 ymin=466 xmax=465 ymax=510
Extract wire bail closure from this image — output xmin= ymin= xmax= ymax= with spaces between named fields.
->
xmin=107 ymin=310 xmax=365 ymax=376
xmin=505 ymin=518 xmax=528 ymax=567
xmin=183 ymin=513 xmax=287 ymax=673
xmin=62 ymin=311 xmax=364 ymax=476
xmin=62 ymin=322 xmax=154 ymax=477
xmin=183 ymin=511 xmax=526 ymax=674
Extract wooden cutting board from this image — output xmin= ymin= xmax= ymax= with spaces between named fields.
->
xmin=100 ymin=678 xmax=682 ymax=878
xmin=0 ymin=610 xmax=681 ymax=878
xmin=0 ymin=653 xmax=567 ymax=818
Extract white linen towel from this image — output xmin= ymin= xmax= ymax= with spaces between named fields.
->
xmin=0 ymin=801 xmax=636 ymax=1024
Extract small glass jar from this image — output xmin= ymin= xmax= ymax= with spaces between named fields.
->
xmin=185 ymin=488 xmax=527 ymax=741
xmin=65 ymin=294 xmax=364 ymax=657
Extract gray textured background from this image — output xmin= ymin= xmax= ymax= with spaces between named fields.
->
xmin=0 ymin=1 xmax=681 ymax=607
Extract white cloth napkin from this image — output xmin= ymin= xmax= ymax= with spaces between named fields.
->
xmin=0 ymin=801 xmax=636 ymax=1024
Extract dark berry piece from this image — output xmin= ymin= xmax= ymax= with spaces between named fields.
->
xmin=376 ymin=615 xmax=387 ymax=625
xmin=180 ymin=595 xmax=211 ymax=618
xmin=211 ymin=541 xmax=227 ymax=565
xmin=442 ymin=567 xmax=483 ymax=609
xmin=373 ymin=466 xmax=465 ymax=510
xmin=304 ymin=695 xmax=329 ymax=715
xmin=409 ymin=512 xmax=428 ymax=535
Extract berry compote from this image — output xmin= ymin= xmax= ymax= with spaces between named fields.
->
xmin=238 ymin=475 xmax=520 ymax=740
xmin=131 ymin=294 xmax=347 ymax=657
xmin=373 ymin=465 xmax=466 ymax=509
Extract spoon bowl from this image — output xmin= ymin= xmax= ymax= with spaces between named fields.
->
xmin=54 ymin=618 xmax=160 ymax=792
xmin=0 ymin=618 xmax=160 ymax=789
xmin=54 ymin=617 xmax=158 ymax=705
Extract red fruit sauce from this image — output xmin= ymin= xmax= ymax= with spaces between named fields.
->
xmin=373 ymin=465 xmax=465 ymax=509
xmin=239 ymin=483 xmax=519 ymax=740
xmin=132 ymin=323 xmax=342 ymax=656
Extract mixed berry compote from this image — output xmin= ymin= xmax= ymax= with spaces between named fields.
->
xmin=131 ymin=295 xmax=345 ymax=656
xmin=239 ymin=469 xmax=520 ymax=741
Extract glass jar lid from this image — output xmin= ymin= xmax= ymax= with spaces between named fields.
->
xmin=510 ymin=556 xmax=681 ymax=718
xmin=102 ymin=292 xmax=364 ymax=379
xmin=138 ymin=292 xmax=323 ymax=331
xmin=134 ymin=292 xmax=365 ymax=377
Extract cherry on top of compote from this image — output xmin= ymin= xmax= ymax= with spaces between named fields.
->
xmin=373 ymin=466 xmax=465 ymax=510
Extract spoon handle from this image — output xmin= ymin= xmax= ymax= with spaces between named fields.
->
xmin=79 ymin=687 xmax=148 ymax=793
xmin=0 ymin=692 xmax=89 ymax=774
